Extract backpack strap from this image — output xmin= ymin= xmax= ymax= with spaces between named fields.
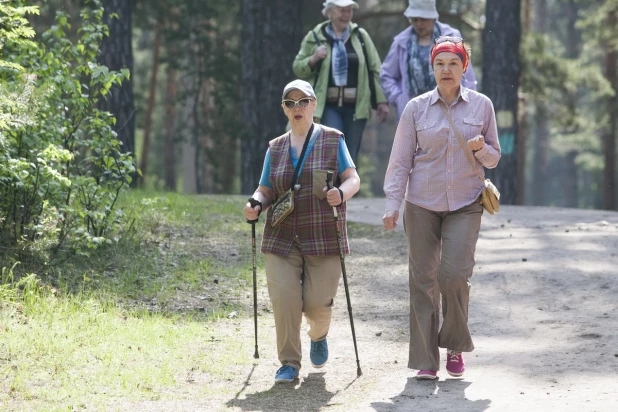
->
xmin=356 ymin=29 xmax=377 ymax=109
xmin=311 ymin=31 xmax=322 ymax=88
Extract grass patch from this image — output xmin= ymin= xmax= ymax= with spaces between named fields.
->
xmin=0 ymin=191 xmax=263 ymax=410
xmin=0 ymin=190 xmax=392 ymax=409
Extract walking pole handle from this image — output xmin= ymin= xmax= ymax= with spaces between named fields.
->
xmin=326 ymin=171 xmax=340 ymax=219
xmin=326 ymin=171 xmax=334 ymax=190
xmin=246 ymin=198 xmax=260 ymax=224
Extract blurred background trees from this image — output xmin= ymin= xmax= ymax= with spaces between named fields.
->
xmin=6 ymin=0 xmax=618 ymax=210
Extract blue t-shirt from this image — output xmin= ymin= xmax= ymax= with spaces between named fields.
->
xmin=259 ymin=127 xmax=355 ymax=188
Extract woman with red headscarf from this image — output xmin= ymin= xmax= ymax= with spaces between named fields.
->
xmin=382 ymin=36 xmax=501 ymax=380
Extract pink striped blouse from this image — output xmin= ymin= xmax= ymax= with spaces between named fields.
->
xmin=384 ymin=87 xmax=501 ymax=213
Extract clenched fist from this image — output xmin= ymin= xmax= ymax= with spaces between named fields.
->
xmin=310 ymin=45 xmax=328 ymax=67
xmin=467 ymin=135 xmax=485 ymax=152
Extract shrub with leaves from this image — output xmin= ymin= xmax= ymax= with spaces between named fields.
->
xmin=0 ymin=0 xmax=136 ymax=262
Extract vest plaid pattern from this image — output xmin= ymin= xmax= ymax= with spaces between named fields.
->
xmin=261 ymin=125 xmax=349 ymax=256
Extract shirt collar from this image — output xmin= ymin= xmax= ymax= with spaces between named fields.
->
xmin=429 ymin=86 xmax=469 ymax=105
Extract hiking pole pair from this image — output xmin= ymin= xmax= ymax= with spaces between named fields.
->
xmin=326 ymin=171 xmax=362 ymax=376
xmin=247 ymin=198 xmax=260 ymax=359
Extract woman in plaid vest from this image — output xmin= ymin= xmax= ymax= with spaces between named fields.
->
xmin=243 ymin=79 xmax=360 ymax=383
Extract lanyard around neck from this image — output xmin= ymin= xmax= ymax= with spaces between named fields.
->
xmin=289 ymin=124 xmax=315 ymax=191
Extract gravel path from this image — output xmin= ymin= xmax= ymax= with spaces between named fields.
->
xmin=130 ymin=199 xmax=618 ymax=412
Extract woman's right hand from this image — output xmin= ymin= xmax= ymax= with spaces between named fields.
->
xmin=310 ymin=45 xmax=328 ymax=66
xmin=383 ymin=210 xmax=399 ymax=231
xmin=244 ymin=202 xmax=261 ymax=222
xmin=467 ymin=135 xmax=485 ymax=152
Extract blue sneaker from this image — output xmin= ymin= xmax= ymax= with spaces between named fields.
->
xmin=274 ymin=365 xmax=299 ymax=383
xmin=310 ymin=338 xmax=329 ymax=368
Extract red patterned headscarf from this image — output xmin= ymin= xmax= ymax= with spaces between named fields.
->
xmin=430 ymin=40 xmax=469 ymax=71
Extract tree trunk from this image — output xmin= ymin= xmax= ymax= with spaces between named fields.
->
xmin=139 ymin=18 xmax=162 ymax=187
xmin=482 ymin=0 xmax=522 ymax=204
xmin=531 ymin=0 xmax=548 ymax=206
xmin=240 ymin=0 xmax=304 ymax=194
xmin=517 ymin=0 xmax=532 ymax=206
xmin=564 ymin=151 xmax=578 ymax=207
xmin=533 ymin=105 xmax=549 ymax=205
xmin=563 ymin=0 xmax=582 ymax=208
xmin=182 ymin=72 xmax=198 ymax=194
xmin=516 ymin=92 xmax=526 ymax=205
xmin=164 ymin=67 xmax=178 ymax=191
xmin=566 ymin=0 xmax=582 ymax=59
xmin=603 ymin=9 xmax=617 ymax=210
xmin=98 ymin=0 xmax=136 ymax=183
xmin=179 ymin=14 xmax=203 ymax=194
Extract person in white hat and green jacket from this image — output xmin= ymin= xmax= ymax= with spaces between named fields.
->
xmin=380 ymin=0 xmax=477 ymax=120
xmin=293 ymin=0 xmax=389 ymax=164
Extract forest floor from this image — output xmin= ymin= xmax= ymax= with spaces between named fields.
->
xmin=121 ymin=199 xmax=618 ymax=412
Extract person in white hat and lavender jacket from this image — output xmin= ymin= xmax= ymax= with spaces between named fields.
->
xmin=380 ymin=0 xmax=477 ymax=120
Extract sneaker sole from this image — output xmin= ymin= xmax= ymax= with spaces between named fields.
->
xmin=446 ymin=369 xmax=464 ymax=377
xmin=275 ymin=377 xmax=298 ymax=383
xmin=310 ymin=360 xmax=327 ymax=369
xmin=416 ymin=374 xmax=438 ymax=380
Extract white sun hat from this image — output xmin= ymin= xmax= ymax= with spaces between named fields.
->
xmin=404 ymin=0 xmax=439 ymax=19
xmin=322 ymin=0 xmax=360 ymax=17
xmin=282 ymin=79 xmax=316 ymax=100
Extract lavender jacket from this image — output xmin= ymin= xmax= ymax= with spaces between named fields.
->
xmin=379 ymin=22 xmax=478 ymax=120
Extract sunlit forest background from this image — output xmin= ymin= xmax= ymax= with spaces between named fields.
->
xmin=6 ymin=0 xmax=618 ymax=210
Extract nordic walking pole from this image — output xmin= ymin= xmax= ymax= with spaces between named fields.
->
xmin=326 ymin=171 xmax=362 ymax=376
xmin=247 ymin=198 xmax=260 ymax=359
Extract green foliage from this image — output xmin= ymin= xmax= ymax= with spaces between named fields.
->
xmin=0 ymin=0 xmax=136 ymax=261
xmin=521 ymin=31 xmax=611 ymax=135
xmin=0 ymin=3 xmax=39 ymax=131
xmin=520 ymin=0 xmax=617 ymax=207
xmin=576 ymin=0 xmax=618 ymax=44
xmin=0 ymin=2 xmax=39 ymax=72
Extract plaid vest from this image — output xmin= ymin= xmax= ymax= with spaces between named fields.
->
xmin=261 ymin=125 xmax=349 ymax=256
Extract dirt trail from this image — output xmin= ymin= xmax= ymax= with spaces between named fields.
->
xmin=339 ymin=200 xmax=618 ymax=412
xmin=134 ymin=200 xmax=618 ymax=412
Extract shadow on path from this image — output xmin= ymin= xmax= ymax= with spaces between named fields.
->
xmin=371 ymin=378 xmax=490 ymax=412
xmin=227 ymin=372 xmax=339 ymax=412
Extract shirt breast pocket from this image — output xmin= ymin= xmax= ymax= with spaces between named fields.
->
xmin=416 ymin=120 xmax=446 ymax=151
xmin=312 ymin=169 xmax=329 ymax=200
xmin=463 ymin=117 xmax=484 ymax=138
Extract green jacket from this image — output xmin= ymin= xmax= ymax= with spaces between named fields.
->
xmin=293 ymin=21 xmax=387 ymax=121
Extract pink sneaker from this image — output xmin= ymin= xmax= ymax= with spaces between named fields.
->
xmin=416 ymin=370 xmax=438 ymax=380
xmin=446 ymin=350 xmax=465 ymax=377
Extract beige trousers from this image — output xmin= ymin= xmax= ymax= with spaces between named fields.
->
xmin=403 ymin=200 xmax=482 ymax=371
xmin=264 ymin=241 xmax=341 ymax=370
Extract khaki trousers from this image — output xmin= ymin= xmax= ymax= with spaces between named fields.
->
xmin=403 ymin=200 xmax=482 ymax=371
xmin=264 ymin=241 xmax=341 ymax=370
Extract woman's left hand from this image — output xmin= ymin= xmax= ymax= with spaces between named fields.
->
xmin=383 ymin=210 xmax=399 ymax=231
xmin=467 ymin=135 xmax=485 ymax=152
xmin=376 ymin=103 xmax=389 ymax=124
